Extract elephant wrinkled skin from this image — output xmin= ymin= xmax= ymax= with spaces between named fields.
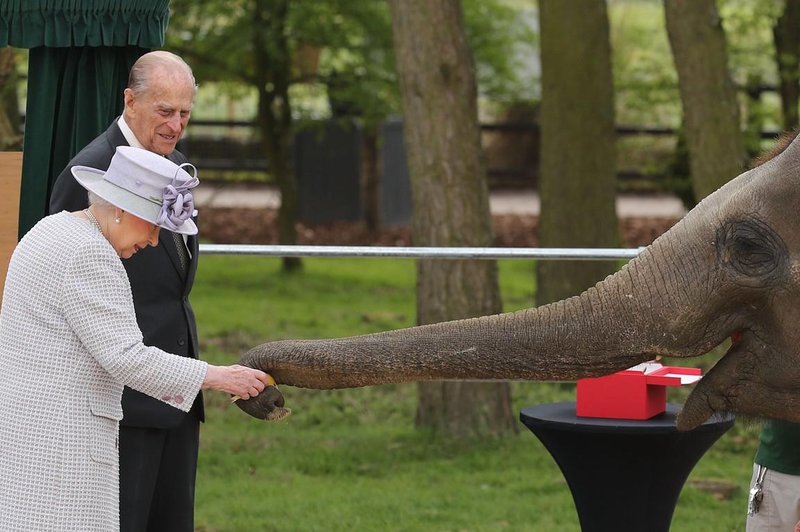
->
xmin=238 ymin=133 xmax=800 ymax=431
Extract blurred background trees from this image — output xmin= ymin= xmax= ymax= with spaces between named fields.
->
xmin=6 ymin=0 xmax=796 ymax=208
xmin=2 ymin=2 xmax=796 ymax=153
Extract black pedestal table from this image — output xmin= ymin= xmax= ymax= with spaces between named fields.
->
xmin=519 ymin=402 xmax=734 ymax=532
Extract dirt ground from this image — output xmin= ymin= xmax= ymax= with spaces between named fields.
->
xmin=199 ymin=208 xmax=680 ymax=248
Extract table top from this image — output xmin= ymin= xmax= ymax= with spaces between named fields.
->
xmin=520 ymin=402 xmax=735 ymax=435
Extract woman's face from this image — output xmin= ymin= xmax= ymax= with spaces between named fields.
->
xmin=110 ymin=211 xmax=161 ymax=259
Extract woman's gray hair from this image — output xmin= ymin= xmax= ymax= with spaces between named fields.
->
xmin=87 ymin=191 xmax=112 ymax=208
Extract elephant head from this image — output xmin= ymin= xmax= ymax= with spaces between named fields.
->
xmin=238 ymin=132 xmax=800 ymax=431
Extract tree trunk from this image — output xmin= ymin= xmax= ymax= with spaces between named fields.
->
xmin=388 ymin=0 xmax=515 ymax=438
xmin=253 ymin=0 xmax=301 ymax=272
xmin=664 ymin=0 xmax=746 ymax=201
xmin=0 ymin=48 xmax=21 ymax=150
xmin=774 ymin=0 xmax=800 ymax=130
xmin=743 ymin=75 xmax=766 ymax=160
xmin=536 ymin=0 xmax=619 ymax=306
xmin=361 ymin=125 xmax=380 ymax=230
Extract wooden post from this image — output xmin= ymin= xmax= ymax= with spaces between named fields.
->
xmin=0 ymin=152 xmax=22 ymax=305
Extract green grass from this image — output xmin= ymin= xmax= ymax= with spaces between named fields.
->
xmin=192 ymin=257 xmax=759 ymax=531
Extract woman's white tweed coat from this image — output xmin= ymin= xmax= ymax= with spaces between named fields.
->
xmin=0 ymin=212 xmax=208 ymax=531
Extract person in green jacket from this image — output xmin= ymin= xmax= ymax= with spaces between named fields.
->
xmin=747 ymin=420 xmax=800 ymax=531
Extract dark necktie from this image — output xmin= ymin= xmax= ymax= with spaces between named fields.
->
xmin=173 ymin=232 xmax=189 ymax=274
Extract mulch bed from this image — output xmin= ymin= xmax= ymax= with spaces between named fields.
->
xmin=199 ymin=208 xmax=680 ymax=248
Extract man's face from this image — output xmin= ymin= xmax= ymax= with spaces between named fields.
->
xmin=123 ymin=70 xmax=194 ymax=156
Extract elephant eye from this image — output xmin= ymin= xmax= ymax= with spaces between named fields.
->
xmin=717 ymin=218 xmax=788 ymax=283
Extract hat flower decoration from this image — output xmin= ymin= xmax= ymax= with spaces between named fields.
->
xmin=157 ymin=164 xmax=199 ymax=232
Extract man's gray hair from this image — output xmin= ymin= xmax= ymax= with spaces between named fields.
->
xmin=127 ymin=50 xmax=197 ymax=96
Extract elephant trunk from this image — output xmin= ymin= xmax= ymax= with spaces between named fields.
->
xmin=243 ymin=301 xmax=621 ymax=389
xmin=240 ymin=222 xmax=726 ymax=390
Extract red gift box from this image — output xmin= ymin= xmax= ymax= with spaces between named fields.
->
xmin=576 ymin=362 xmax=702 ymax=420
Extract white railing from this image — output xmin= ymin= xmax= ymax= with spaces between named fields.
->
xmin=199 ymin=244 xmax=646 ymax=261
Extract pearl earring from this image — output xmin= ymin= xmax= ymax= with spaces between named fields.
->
xmin=115 ymin=217 xmax=121 ymax=224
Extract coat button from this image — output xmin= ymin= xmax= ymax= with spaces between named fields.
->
xmin=161 ymin=395 xmax=173 ymax=402
xmin=175 ymin=395 xmax=184 ymax=404
xmin=178 ymin=337 xmax=186 ymax=346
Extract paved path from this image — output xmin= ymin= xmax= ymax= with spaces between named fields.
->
xmin=489 ymin=189 xmax=686 ymax=218
xmin=194 ymin=183 xmax=688 ymax=218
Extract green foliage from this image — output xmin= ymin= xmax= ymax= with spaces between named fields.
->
xmin=463 ymin=1 xmax=538 ymax=104
xmin=610 ymin=0 xmax=680 ymax=126
xmin=285 ymin=1 xmax=395 ymax=121
xmin=719 ymin=1 xmax=785 ymax=151
xmin=166 ymin=0 xmax=538 ymax=125
xmin=609 ymin=0 xmax=784 ymax=130
xmin=192 ymin=256 xmax=758 ymax=531
xmin=607 ymin=1 xmax=788 ymax=196
xmin=718 ymin=0 xmax=781 ymax=87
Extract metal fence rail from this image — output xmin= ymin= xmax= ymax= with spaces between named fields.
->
xmin=199 ymin=244 xmax=646 ymax=261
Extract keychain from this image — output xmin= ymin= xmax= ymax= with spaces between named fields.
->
xmin=748 ymin=465 xmax=768 ymax=516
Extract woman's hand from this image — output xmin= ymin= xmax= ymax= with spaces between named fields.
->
xmin=203 ymin=364 xmax=274 ymax=400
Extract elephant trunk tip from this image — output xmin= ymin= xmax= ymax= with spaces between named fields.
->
xmin=265 ymin=406 xmax=292 ymax=422
xmin=234 ymin=385 xmax=292 ymax=422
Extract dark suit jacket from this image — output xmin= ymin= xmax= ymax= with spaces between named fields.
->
xmin=49 ymin=120 xmax=204 ymax=428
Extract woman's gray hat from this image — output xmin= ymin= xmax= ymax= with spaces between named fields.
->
xmin=71 ymin=146 xmax=199 ymax=235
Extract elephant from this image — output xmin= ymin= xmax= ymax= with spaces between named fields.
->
xmin=237 ymin=131 xmax=800 ymax=431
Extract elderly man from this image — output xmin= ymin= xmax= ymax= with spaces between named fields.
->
xmin=49 ymin=50 xmax=202 ymax=532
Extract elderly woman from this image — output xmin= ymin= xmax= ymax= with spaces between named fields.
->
xmin=0 ymin=147 xmax=272 ymax=530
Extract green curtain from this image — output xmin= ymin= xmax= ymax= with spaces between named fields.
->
xmin=0 ymin=1 xmax=171 ymax=238
xmin=0 ymin=1 xmax=171 ymax=48
xmin=20 ymin=46 xmax=145 ymax=236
